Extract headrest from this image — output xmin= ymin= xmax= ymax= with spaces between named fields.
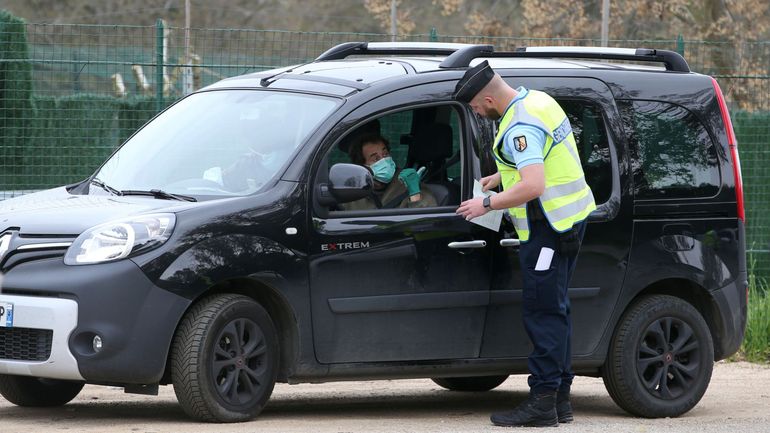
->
xmin=411 ymin=123 xmax=453 ymax=161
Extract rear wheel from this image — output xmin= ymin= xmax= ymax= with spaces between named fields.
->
xmin=171 ymin=294 xmax=279 ymax=422
xmin=432 ymin=375 xmax=509 ymax=392
xmin=602 ymin=295 xmax=713 ymax=418
xmin=0 ymin=375 xmax=84 ymax=407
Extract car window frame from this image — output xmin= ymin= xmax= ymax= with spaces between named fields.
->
xmin=476 ymin=93 xmax=622 ymax=223
xmin=312 ymin=101 xmax=470 ymax=219
xmin=497 ymin=75 xmax=624 ymax=223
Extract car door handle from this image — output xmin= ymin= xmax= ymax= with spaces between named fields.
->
xmin=448 ymin=240 xmax=487 ymax=249
xmin=500 ymin=239 xmax=521 ymax=248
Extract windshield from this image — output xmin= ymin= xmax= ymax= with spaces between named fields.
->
xmin=92 ymin=90 xmax=338 ymax=198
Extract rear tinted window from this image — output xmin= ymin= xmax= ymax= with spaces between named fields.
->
xmin=479 ymin=98 xmax=613 ymax=205
xmin=558 ymin=99 xmax=612 ymax=205
xmin=621 ymin=100 xmax=720 ymax=199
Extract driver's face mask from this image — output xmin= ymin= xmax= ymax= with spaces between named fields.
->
xmin=368 ymin=156 xmax=396 ymax=184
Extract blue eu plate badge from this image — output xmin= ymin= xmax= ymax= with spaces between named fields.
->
xmin=0 ymin=302 xmax=13 ymax=328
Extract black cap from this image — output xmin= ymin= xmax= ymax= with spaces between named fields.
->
xmin=453 ymin=60 xmax=495 ymax=103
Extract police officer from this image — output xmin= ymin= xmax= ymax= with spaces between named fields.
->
xmin=455 ymin=61 xmax=596 ymax=428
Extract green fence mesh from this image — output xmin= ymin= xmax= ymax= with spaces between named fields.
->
xmin=0 ymin=10 xmax=768 ymax=277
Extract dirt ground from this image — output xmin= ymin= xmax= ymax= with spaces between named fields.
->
xmin=0 ymin=361 xmax=769 ymax=433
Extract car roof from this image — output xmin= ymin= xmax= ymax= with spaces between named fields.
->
xmin=203 ymin=42 xmax=687 ymax=96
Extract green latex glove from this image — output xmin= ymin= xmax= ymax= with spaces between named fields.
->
xmin=398 ymin=168 xmax=422 ymax=196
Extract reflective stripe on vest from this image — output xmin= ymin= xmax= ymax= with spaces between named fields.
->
xmin=492 ymin=89 xmax=596 ymax=241
xmin=511 ymin=203 xmax=529 ymax=235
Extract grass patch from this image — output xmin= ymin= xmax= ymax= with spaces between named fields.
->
xmin=740 ymin=254 xmax=770 ymax=363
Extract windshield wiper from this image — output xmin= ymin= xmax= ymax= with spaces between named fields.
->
xmin=120 ymin=189 xmax=197 ymax=202
xmin=90 ymin=178 xmax=122 ymax=196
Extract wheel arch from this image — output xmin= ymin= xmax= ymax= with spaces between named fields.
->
xmin=162 ymin=277 xmax=299 ymax=384
xmin=627 ymin=278 xmax=724 ymax=360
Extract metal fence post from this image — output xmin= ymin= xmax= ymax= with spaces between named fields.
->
xmin=156 ymin=18 xmax=164 ymax=113
xmin=71 ymin=51 xmax=80 ymax=92
xmin=676 ymin=34 xmax=684 ymax=56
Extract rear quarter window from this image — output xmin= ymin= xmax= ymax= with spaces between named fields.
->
xmin=620 ymin=100 xmax=721 ymax=199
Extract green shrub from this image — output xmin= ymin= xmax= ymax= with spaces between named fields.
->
xmin=0 ymin=10 xmax=34 ymax=190
xmin=741 ymin=254 xmax=770 ymax=363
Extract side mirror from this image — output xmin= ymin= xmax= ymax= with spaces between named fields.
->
xmin=320 ymin=163 xmax=373 ymax=205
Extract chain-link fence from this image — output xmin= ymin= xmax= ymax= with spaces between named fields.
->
xmin=1 ymin=10 xmax=768 ymax=276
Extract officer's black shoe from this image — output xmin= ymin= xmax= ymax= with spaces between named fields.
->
xmin=490 ymin=392 xmax=558 ymax=428
xmin=556 ymin=391 xmax=573 ymax=423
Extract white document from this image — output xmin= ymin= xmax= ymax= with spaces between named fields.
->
xmin=534 ymin=247 xmax=555 ymax=271
xmin=470 ymin=180 xmax=504 ymax=232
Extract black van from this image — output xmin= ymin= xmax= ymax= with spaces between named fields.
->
xmin=0 ymin=43 xmax=747 ymax=423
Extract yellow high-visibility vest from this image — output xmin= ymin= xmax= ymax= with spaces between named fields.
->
xmin=492 ymin=89 xmax=596 ymax=242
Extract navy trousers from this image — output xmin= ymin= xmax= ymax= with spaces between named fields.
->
xmin=518 ymin=215 xmax=586 ymax=395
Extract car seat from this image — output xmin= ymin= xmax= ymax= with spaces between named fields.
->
xmin=407 ymin=122 xmax=460 ymax=205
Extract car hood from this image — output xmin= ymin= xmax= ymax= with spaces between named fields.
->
xmin=0 ymin=187 xmax=197 ymax=235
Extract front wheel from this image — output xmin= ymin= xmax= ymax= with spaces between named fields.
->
xmin=171 ymin=294 xmax=279 ymax=423
xmin=0 ymin=375 xmax=84 ymax=407
xmin=432 ymin=375 xmax=509 ymax=392
xmin=602 ymin=295 xmax=714 ymax=418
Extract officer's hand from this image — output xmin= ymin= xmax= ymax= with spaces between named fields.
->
xmin=398 ymin=169 xmax=422 ymax=196
xmin=456 ymin=197 xmax=487 ymax=221
xmin=480 ymin=172 xmax=501 ymax=192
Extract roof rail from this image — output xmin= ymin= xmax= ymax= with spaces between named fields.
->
xmin=315 ymin=43 xmax=690 ymax=72
xmin=496 ymin=47 xmax=690 ymax=72
xmin=315 ymin=42 xmax=368 ymax=62
xmin=314 ymin=42 xmax=490 ymax=62
xmin=438 ymin=44 xmax=495 ymax=68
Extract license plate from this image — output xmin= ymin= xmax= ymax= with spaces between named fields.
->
xmin=0 ymin=302 xmax=13 ymax=328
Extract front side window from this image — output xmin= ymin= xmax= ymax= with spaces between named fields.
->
xmin=324 ymin=105 xmax=463 ymax=213
xmin=621 ymin=100 xmax=720 ymax=199
xmin=93 ymin=90 xmax=338 ymax=199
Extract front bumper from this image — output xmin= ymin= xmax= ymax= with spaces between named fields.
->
xmin=0 ymin=295 xmax=83 ymax=380
xmin=0 ymin=258 xmax=191 ymax=384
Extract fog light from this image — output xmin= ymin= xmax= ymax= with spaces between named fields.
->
xmin=93 ymin=335 xmax=103 ymax=353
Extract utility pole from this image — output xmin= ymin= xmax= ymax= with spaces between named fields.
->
xmin=601 ymin=0 xmax=610 ymax=47
xmin=390 ymin=0 xmax=397 ymax=42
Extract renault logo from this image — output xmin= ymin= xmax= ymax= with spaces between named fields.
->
xmin=0 ymin=233 xmax=11 ymax=262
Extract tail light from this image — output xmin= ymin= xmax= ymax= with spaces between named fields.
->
xmin=711 ymin=78 xmax=744 ymax=222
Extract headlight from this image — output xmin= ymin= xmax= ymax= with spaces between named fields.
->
xmin=64 ymin=213 xmax=175 ymax=265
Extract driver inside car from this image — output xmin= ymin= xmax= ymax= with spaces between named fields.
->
xmin=203 ymin=145 xmax=287 ymax=192
xmin=342 ymin=133 xmax=437 ymax=210
xmin=202 ymin=122 xmax=292 ymax=193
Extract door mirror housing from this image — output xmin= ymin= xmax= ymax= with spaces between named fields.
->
xmin=323 ymin=163 xmax=373 ymax=204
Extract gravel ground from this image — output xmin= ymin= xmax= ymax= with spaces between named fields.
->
xmin=1 ymin=361 xmax=769 ymax=433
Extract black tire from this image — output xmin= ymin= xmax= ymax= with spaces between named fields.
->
xmin=0 ymin=375 xmax=84 ymax=407
xmin=171 ymin=294 xmax=279 ymax=423
xmin=431 ymin=375 xmax=509 ymax=392
xmin=602 ymin=295 xmax=714 ymax=418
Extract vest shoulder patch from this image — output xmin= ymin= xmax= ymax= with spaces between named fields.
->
xmin=552 ymin=117 xmax=572 ymax=143
xmin=513 ymin=135 xmax=527 ymax=152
